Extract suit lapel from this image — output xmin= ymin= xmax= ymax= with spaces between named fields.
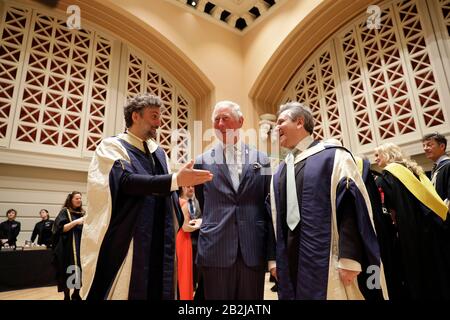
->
xmin=238 ymin=144 xmax=255 ymax=192
xmin=154 ymin=147 xmax=168 ymax=174
xmin=274 ymin=163 xmax=285 ymax=213
xmin=212 ymin=144 xmax=235 ymax=191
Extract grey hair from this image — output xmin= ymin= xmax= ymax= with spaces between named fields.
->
xmin=123 ymin=93 xmax=163 ymax=128
xmin=211 ymin=100 xmax=243 ymax=122
xmin=277 ymin=101 xmax=314 ymax=134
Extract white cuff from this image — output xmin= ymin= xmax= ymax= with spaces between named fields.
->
xmin=170 ymin=173 xmax=178 ymax=192
xmin=337 ymin=258 xmax=362 ymax=272
xmin=268 ymin=260 xmax=276 ymax=271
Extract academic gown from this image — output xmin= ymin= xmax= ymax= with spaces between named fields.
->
xmin=270 ymin=143 xmax=386 ymax=300
xmin=53 ymin=208 xmax=83 ymax=292
xmin=357 ymin=159 xmax=394 ymax=300
xmin=431 ymin=159 xmax=450 ymax=298
xmin=80 ymin=135 xmax=182 ymax=300
xmin=433 ymin=158 xmax=450 ymax=235
xmin=377 ymin=169 xmax=450 ymax=299
xmin=433 ymin=159 xmax=450 ymax=205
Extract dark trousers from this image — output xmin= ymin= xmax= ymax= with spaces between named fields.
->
xmin=201 ymin=250 xmax=265 ymax=300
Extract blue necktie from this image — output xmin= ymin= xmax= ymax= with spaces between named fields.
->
xmin=188 ymin=199 xmax=195 ymax=219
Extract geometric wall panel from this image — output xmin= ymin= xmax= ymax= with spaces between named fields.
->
xmin=429 ymin=0 xmax=450 ymax=91
xmin=10 ymin=9 xmax=113 ymax=155
xmin=283 ymin=0 xmax=450 ymax=155
xmin=0 ymin=5 xmax=31 ymax=147
xmin=84 ymin=34 xmax=113 ymax=152
xmin=125 ymin=48 xmax=192 ymax=164
xmin=283 ymin=43 xmax=346 ymax=144
xmin=0 ymin=1 xmax=193 ymax=164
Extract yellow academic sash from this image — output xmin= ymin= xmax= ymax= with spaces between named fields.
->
xmin=355 ymin=157 xmax=364 ymax=176
xmin=384 ymin=163 xmax=448 ymax=221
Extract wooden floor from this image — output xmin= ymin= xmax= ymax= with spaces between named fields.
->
xmin=0 ymin=285 xmax=60 ymax=300
xmin=0 ymin=273 xmax=278 ymax=300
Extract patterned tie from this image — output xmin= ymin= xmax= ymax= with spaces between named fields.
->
xmin=143 ymin=141 xmax=155 ymax=172
xmin=286 ymin=151 xmax=300 ymax=231
xmin=431 ymin=162 xmax=437 ymax=176
xmin=431 ymin=162 xmax=438 ymax=186
xmin=188 ymin=199 xmax=195 ymax=219
xmin=226 ymin=145 xmax=240 ymax=192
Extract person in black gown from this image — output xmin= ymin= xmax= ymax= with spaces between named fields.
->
xmin=422 ymin=133 xmax=450 ymax=299
xmin=374 ymin=142 xmax=449 ymax=299
xmin=52 ymin=191 xmax=85 ymax=300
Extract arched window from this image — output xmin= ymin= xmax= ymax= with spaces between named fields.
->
xmin=0 ymin=1 xmax=193 ymax=167
xmin=282 ymin=0 xmax=450 ymax=155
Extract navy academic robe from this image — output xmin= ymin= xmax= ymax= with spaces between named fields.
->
xmin=81 ymin=136 xmax=182 ymax=300
xmin=271 ymin=144 xmax=382 ymax=300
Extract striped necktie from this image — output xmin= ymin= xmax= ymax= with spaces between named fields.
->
xmin=188 ymin=199 xmax=195 ymax=219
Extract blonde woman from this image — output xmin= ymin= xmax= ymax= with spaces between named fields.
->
xmin=374 ymin=143 xmax=449 ymax=300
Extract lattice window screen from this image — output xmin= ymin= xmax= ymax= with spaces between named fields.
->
xmin=0 ymin=6 xmax=31 ymax=147
xmin=0 ymin=2 xmax=194 ymax=167
xmin=283 ymin=44 xmax=346 ymax=143
xmin=395 ymin=0 xmax=447 ymax=130
xmin=83 ymin=35 xmax=113 ymax=153
xmin=337 ymin=0 xmax=449 ymax=152
xmin=340 ymin=3 xmax=421 ymax=148
xmin=428 ymin=0 xmax=450 ymax=86
xmin=283 ymin=0 xmax=450 ymax=155
xmin=124 ymin=50 xmax=192 ymax=164
xmin=176 ymin=95 xmax=190 ymax=164
xmin=438 ymin=0 xmax=450 ymax=37
xmin=0 ymin=3 xmax=115 ymax=157
xmin=339 ymin=24 xmax=375 ymax=148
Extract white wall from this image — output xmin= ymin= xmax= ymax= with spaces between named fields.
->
xmin=0 ymin=164 xmax=87 ymax=246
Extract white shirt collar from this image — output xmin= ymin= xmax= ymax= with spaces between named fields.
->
xmin=436 ymin=154 xmax=450 ymax=165
xmin=119 ymin=131 xmax=158 ymax=153
xmin=220 ymin=139 xmax=243 ymax=152
xmin=292 ymin=135 xmax=314 ymax=154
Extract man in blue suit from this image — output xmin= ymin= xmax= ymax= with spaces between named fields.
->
xmin=194 ymin=100 xmax=276 ymax=300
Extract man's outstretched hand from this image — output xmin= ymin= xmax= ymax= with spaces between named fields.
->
xmin=338 ymin=268 xmax=360 ymax=286
xmin=177 ymin=160 xmax=213 ymax=186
